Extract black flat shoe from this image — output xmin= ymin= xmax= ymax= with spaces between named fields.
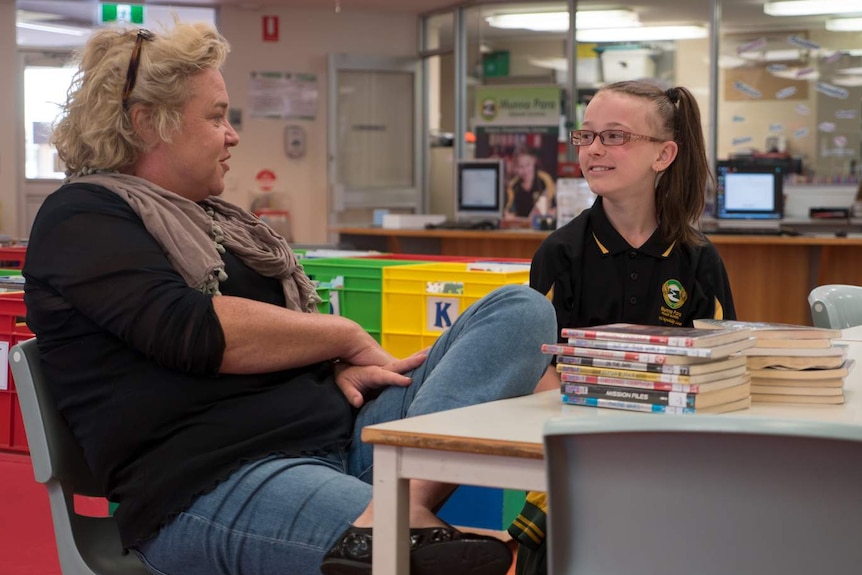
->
xmin=320 ymin=525 xmax=512 ymax=575
xmin=320 ymin=526 xmax=373 ymax=575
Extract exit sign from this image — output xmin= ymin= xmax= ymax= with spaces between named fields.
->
xmin=101 ymin=4 xmax=144 ymax=24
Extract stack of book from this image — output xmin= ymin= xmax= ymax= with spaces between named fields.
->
xmin=542 ymin=323 xmax=756 ymax=414
xmin=693 ymin=319 xmax=851 ymax=405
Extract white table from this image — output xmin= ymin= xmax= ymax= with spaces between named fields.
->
xmin=361 ymin=326 xmax=862 ymax=575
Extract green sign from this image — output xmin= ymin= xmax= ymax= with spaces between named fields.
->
xmin=101 ymin=4 xmax=145 ymax=24
xmin=474 ymin=85 xmax=561 ymax=127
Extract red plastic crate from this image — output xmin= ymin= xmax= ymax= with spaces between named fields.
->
xmin=0 ymin=392 xmax=29 ymax=454
xmin=0 ymin=290 xmax=36 ymax=453
xmin=0 ymin=293 xmax=32 ymax=394
xmin=10 ymin=393 xmax=28 ymax=452
xmin=0 ymin=292 xmax=28 ymax=336
xmin=3 ymin=334 xmax=34 ymax=393
xmin=0 ymin=247 xmax=26 ymax=270
xmin=359 ymin=253 xmax=531 ymax=264
xmin=0 ymin=391 xmax=12 ymax=447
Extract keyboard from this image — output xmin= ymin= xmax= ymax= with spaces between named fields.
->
xmin=426 ymin=220 xmax=499 ymax=230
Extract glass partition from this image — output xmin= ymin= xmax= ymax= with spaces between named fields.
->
xmin=716 ymin=0 xmax=862 ymax=220
xmin=424 ymin=0 xmax=861 ymax=218
xmin=423 ymin=0 xmax=714 ymax=222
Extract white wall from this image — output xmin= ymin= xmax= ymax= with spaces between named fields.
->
xmin=0 ymin=0 xmax=18 ymax=237
xmin=218 ymin=6 xmax=418 ymax=244
xmin=0 ymin=5 xmax=417 ymax=242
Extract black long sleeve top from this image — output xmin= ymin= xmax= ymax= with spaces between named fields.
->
xmin=23 ymin=184 xmax=355 ymax=548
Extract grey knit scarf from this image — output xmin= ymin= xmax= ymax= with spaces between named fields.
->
xmin=70 ymin=173 xmax=319 ymax=313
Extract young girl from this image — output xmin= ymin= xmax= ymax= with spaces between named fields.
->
xmin=510 ymin=81 xmax=737 ymax=575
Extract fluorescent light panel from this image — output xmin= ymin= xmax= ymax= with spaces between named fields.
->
xmin=764 ymin=1 xmax=862 ymax=17
xmin=577 ymin=26 xmax=708 ymax=42
xmin=826 ymin=18 xmax=862 ymax=32
xmin=485 ymin=10 xmax=639 ymax=32
xmin=17 ymin=21 xmax=91 ymax=36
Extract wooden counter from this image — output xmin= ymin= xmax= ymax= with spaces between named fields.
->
xmin=708 ymin=235 xmax=862 ymax=326
xmin=335 ymin=226 xmax=549 ymax=259
xmin=334 ymin=227 xmax=862 ymax=326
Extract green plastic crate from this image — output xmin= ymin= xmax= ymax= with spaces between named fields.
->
xmin=315 ymin=286 xmax=331 ymax=314
xmin=299 ymin=258 xmax=420 ymax=333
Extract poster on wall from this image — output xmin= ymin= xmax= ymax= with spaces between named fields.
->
xmin=472 ymin=85 xmax=561 ymax=224
xmin=248 ymin=71 xmax=319 ymax=120
xmin=475 ymin=126 xmax=559 ymax=219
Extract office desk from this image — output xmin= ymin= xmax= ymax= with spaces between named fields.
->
xmin=335 ymin=226 xmax=862 ymax=326
xmin=361 ymin=327 xmax=862 ymax=575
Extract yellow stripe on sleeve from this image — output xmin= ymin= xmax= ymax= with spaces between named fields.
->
xmin=511 ymin=516 xmax=546 ymax=544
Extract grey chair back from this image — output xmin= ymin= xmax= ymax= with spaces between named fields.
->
xmin=809 ymin=284 xmax=862 ymax=329
xmin=543 ymin=415 xmax=862 ymax=575
xmin=10 ymin=339 xmax=150 ymax=575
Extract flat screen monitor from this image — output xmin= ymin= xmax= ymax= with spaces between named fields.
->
xmin=455 ymin=158 xmax=504 ymax=222
xmin=715 ymin=160 xmax=784 ymax=220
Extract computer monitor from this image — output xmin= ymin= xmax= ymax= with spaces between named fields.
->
xmin=715 ymin=160 xmax=784 ymax=220
xmin=455 ymin=158 xmax=504 ymax=223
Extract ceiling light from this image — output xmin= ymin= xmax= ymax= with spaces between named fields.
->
xmin=485 ymin=10 xmax=639 ymax=33
xmin=16 ymin=21 xmax=91 ymax=36
xmin=826 ymin=18 xmax=862 ymax=32
xmin=577 ymin=26 xmax=708 ymax=43
xmin=764 ymin=1 xmax=862 ymax=17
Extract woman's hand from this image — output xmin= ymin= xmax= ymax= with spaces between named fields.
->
xmin=334 ymin=350 xmax=428 ymax=408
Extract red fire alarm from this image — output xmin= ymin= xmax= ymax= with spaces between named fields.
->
xmin=255 ymin=169 xmax=277 ymax=192
xmin=262 ymin=15 xmax=279 ymax=42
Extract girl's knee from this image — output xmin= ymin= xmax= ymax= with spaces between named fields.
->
xmin=501 ymin=285 xmax=555 ymax=323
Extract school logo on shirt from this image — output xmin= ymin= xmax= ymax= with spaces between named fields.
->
xmin=662 ymin=279 xmax=687 ymax=310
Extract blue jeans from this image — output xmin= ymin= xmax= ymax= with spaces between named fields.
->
xmin=133 ymin=284 xmax=556 ymax=575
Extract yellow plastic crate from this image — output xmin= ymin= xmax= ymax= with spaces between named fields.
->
xmin=381 ymin=262 xmax=530 ymax=357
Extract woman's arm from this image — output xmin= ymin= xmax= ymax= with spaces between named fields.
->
xmin=213 ymin=296 xmax=393 ymax=374
xmin=27 ymin=187 xmax=400 ymax=377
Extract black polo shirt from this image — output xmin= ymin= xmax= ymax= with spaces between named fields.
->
xmin=531 ymin=196 xmax=735 ymax=341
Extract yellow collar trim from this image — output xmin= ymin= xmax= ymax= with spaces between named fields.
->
xmin=592 ymin=232 xmax=609 ymax=255
xmin=661 ymin=241 xmax=676 ymax=258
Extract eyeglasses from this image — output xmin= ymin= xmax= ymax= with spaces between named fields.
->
xmin=122 ymin=29 xmax=154 ymax=111
xmin=570 ymin=129 xmax=664 ymax=147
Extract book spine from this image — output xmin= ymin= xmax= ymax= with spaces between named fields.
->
xmin=555 ymin=354 xmax=693 ymax=374
xmin=560 ymin=371 xmax=698 ymax=393
xmin=543 ymin=343 xmax=679 ymax=364
xmin=565 ymin=337 xmax=713 ymax=357
xmin=562 ymin=382 xmax=696 ymax=406
xmin=561 ymin=394 xmax=696 ymax=414
xmin=560 ymin=327 xmax=695 ymax=347
xmin=558 ymin=364 xmax=689 ymax=384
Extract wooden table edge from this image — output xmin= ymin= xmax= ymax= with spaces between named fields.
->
xmin=361 ymin=427 xmax=544 ymax=460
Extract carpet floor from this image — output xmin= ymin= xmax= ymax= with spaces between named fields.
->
xmin=0 ymin=451 xmax=61 ymax=574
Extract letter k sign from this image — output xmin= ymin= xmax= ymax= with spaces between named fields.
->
xmin=434 ymin=301 xmax=453 ymax=328
xmin=426 ymin=297 xmax=461 ymax=333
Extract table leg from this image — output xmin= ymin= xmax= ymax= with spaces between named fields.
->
xmin=372 ymin=444 xmax=410 ymax=575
